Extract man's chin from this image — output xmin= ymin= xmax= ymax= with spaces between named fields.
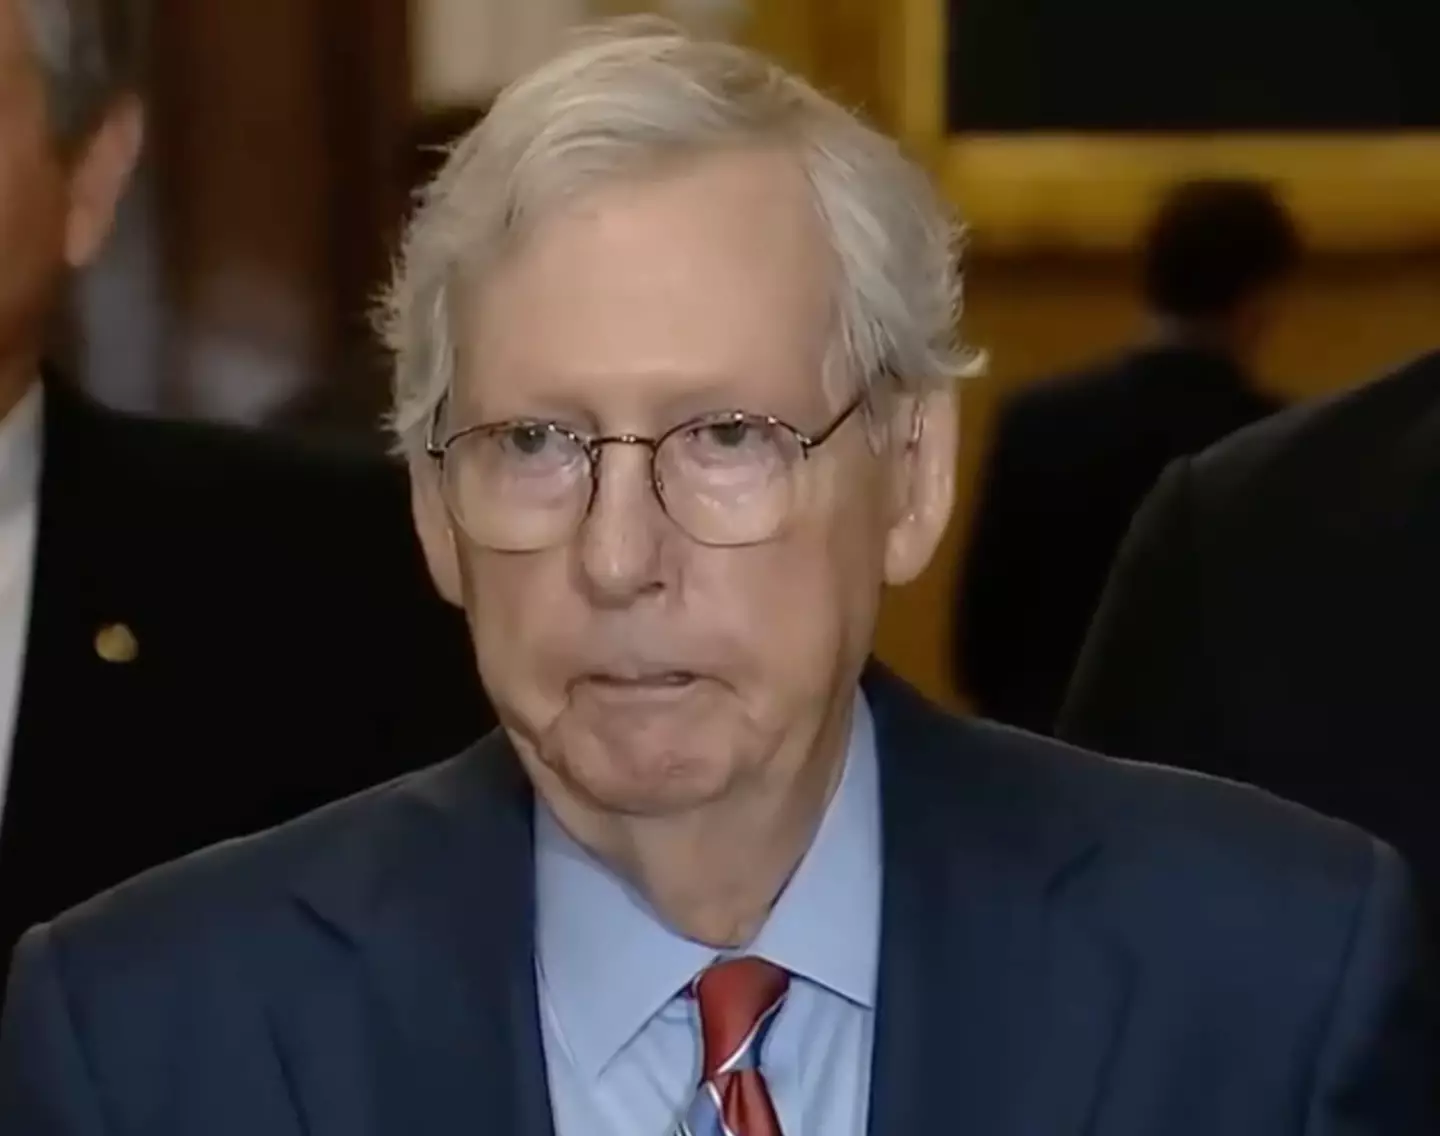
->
xmin=558 ymin=739 xmax=736 ymax=817
xmin=583 ymin=777 xmax=728 ymax=819
xmin=537 ymin=715 xmax=737 ymax=816
xmin=535 ymin=684 xmax=767 ymax=815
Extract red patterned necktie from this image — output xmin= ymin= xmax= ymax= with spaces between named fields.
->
xmin=678 ymin=956 xmax=789 ymax=1136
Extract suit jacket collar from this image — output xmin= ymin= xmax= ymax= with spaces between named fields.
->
xmin=0 ymin=376 xmax=141 ymax=948
xmin=289 ymin=664 xmax=1130 ymax=1136
xmin=8 ymin=375 xmax=133 ymax=753
xmin=19 ymin=371 xmax=131 ymax=666
xmin=1129 ymin=339 xmax=1258 ymax=395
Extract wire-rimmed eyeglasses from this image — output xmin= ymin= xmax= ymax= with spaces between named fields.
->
xmin=425 ymin=393 xmax=864 ymax=552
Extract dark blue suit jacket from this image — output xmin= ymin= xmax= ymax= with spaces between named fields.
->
xmin=2 ymin=669 xmax=1436 ymax=1134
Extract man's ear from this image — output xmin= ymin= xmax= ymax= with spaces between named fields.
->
xmin=410 ymin=461 xmax=465 ymax=607
xmin=64 ymin=94 xmax=144 ymax=270
xmin=883 ymin=388 xmax=958 ymax=586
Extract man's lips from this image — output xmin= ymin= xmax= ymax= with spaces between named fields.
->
xmin=583 ymin=670 xmax=700 ymax=688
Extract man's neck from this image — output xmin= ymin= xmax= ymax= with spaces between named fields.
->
xmin=1146 ymin=316 xmax=1248 ymax=367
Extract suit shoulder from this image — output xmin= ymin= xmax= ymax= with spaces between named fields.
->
xmin=82 ymin=402 xmax=409 ymax=506
xmin=957 ymin=717 xmax=1381 ymax=897
xmin=984 ymin=359 xmax=1159 ymax=484
xmin=940 ymin=720 xmax=1427 ymax=1061
xmin=40 ymin=756 xmax=467 ymax=979
xmin=998 ymin=349 xmax=1269 ymax=460
xmin=70 ymin=403 xmax=418 ymax=569
xmin=876 ymin=670 xmax=1380 ymax=894
xmin=1187 ymin=349 xmax=1440 ymax=508
xmin=1000 ymin=356 xmax=1140 ymax=426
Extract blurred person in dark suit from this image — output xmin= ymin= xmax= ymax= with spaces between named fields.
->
xmin=0 ymin=0 xmax=492 ymax=967
xmin=953 ymin=179 xmax=1298 ymax=732
xmin=1061 ymin=349 xmax=1440 ymax=925
xmin=2 ymin=22 xmax=1434 ymax=1135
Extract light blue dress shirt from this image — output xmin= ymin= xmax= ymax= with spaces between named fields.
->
xmin=535 ymin=694 xmax=882 ymax=1136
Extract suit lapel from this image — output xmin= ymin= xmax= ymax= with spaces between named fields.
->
xmin=284 ymin=734 xmax=555 ymax=1136
xmin=8 ymin=378 xmax=140 ymax=754
xmin=863 ymin=667 xmax=1133 ymax=1136
xmin=0 ymin=380 xmax=143 ymax=948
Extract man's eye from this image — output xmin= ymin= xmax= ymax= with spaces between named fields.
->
xmin=683 ymin=417 xmax=783 ymax=462
xmin=502 ymin=425 xmax=555 ymax=456
xmin=701 ymin=420 xmax=755 ymax=448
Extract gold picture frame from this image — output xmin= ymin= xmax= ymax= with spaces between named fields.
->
xmin=882 ymin=0 xmax=1440 ymax=253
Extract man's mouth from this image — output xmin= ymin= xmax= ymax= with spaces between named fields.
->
xmin=586 ymin=670 xmax=700 ymax=689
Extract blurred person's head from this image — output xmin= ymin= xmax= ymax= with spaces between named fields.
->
xmin=1142 ymin=178 xmax=1302 ymax=368
xmin=0 ymin=0 xmax=144 ymax=408
xmin=382 ymin=17 xmax=974 ymax=941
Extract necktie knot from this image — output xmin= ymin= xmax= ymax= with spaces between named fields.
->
xmin=693 ymin=956 xmax=789 ymax=1080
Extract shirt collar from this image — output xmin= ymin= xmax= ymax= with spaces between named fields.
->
xmin=0 ymin=382 xmax=43 ymax=515
xmin=534 ymin=691 xmax=882 ymax=1079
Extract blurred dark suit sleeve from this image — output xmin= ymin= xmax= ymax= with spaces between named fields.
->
xmin=1057 ymin=458 xmax=1232 ymax=773
xmin=955 ymin=348 xmax=1278 ymax=735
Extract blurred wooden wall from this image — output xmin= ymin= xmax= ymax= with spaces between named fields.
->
xmin=137 ymin=0 xmax=410 ymax=437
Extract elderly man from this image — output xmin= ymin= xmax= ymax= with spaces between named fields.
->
xmin=2 ymin=18 xmax=1435 ymax=1136
xmin=0 ymin=0 xmax=489 ymax=972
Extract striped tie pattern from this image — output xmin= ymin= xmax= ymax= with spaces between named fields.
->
xmin=676 ymin=956 xmax=789 ymax=1136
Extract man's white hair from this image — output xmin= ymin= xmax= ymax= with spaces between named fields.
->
xmin=380 ymin=16 xmax=982 ymax=460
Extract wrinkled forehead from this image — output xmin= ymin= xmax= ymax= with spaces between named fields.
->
xmin=451 ymin=147 xmax=838 ymax=424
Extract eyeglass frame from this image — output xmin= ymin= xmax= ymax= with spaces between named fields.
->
xmin=422 ymin=390 xmax=868 ymax=548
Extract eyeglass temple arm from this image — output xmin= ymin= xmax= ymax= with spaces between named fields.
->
xmin=424 ymin=394 xmax=449 ymax=458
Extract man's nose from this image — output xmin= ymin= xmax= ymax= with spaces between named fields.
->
xmin=575 ymin=443 xmax=669 ymax=604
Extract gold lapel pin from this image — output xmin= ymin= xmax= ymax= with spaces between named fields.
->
xmin=94 ymin=622 xmax=139 ymax=664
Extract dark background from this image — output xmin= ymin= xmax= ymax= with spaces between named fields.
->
xmin=946 ymin=0 xmax=1440 ymax=132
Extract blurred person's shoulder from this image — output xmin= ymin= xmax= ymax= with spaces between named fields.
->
xmin=1183 ymin=348 xmax=1440 ymax=524
xmin=995 ymin=345 xmax=1266 ymax=456
xmin=57 ymin=385 xmax=408 ymax=513
xmin=980 ymin=352 xmax=1157 ymax=485
xmin=1005 ymin=344 xmax=1248 ymax=413
xmin=999 ymin=350 xmax=1149 ymax=427
xmin=48 ymin=381 xmax=417 ymax=563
